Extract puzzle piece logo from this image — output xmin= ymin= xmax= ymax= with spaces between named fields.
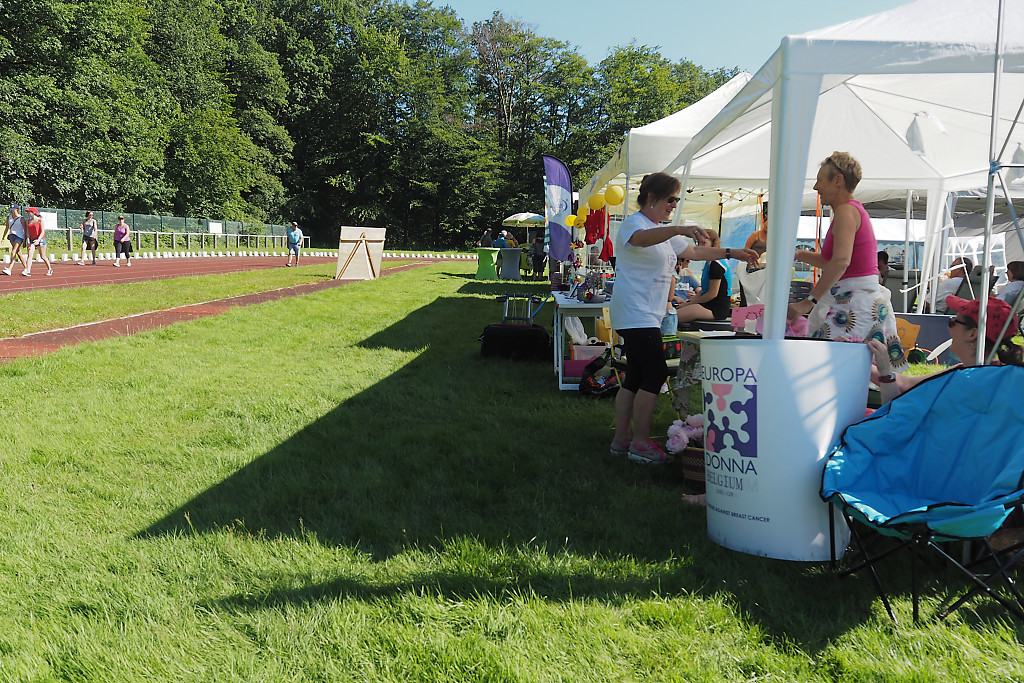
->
xmin=704 ymin=381 xmax=757 ymax=459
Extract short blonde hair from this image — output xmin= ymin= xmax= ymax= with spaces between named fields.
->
xmin=821 ymin=151 xmax=862 ymax=192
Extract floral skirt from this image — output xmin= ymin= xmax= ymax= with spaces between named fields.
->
xmin=808 ymin=274 xmax=907 ymax=371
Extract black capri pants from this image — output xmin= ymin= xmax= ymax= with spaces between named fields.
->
xmin=617 ymin=327 xmax=670 ymax=395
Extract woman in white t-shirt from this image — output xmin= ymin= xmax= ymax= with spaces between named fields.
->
xmin=609 ymin=172 xmax=757 ymax=464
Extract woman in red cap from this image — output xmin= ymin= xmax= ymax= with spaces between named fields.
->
xmin=869 ymin=295 xmax=1022 ymax=403
xmin=22 ymin=207 xmax=53 ymax=277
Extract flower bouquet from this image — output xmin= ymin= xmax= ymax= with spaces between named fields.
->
xmin=668 ymin=414 xmax=706 ymax=491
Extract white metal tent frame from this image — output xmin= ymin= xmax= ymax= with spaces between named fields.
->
xmin=979 ymin=0 xmax=1024 ymax=364
xmin=665 ymin=0 xmax=1024 ymax=343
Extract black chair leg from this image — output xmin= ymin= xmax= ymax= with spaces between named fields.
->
xmin=840 ymin=518 xmax=900 ymax=623
xmin=934 ymin=542 xmax=1024 ymax=622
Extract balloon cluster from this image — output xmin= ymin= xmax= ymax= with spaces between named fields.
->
xmin=563 ymin=185 xmax=625 ymax=228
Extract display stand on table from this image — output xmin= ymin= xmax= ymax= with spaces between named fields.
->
xmin=551 ymin=291 xmax=607 ymax=390
xmin=476 ymin=248 xmax=499 ymax=279
xmin=335 ymin=226 xmax=386 ymax=280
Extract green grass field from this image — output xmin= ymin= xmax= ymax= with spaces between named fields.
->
xmin=0 ymin=260 xmax=1021 ymax=681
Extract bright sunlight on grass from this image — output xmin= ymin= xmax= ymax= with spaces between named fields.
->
xmin=0 ymin=260 xmax=1020 ymax=681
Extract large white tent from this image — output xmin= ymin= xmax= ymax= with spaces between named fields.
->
xmin=580 ymin=72 xmax=754 ymax=229
xmin=664 ymin=0 xmax=1024 ymax=338
xmin=581 ymin=71 xmax=751 ymax=202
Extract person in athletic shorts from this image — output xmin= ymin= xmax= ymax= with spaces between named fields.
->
xmin=4 ymin=204 xmax=29 ymax=275
xmin=22 ymin=207 xmax=53 ymax=277
xmin=112 ymin=215 xmax=133 ymax=267
xmin=285 ymin=221 xmax=303 ymax=267
xmin=79 ymin=210 xmax=99 ymax=265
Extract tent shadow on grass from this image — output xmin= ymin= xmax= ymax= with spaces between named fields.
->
xmin=137 ymin=288 xmax=881 ymax=648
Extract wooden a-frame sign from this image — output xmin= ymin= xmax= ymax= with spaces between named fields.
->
xmin=335 ymin=226 xmax=387 ymax=280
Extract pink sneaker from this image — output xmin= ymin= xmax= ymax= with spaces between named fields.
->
xmin=610 ymin=438 xmax=631 ymax=457
xmin=627 ymin=440 xmax=672 ymax=465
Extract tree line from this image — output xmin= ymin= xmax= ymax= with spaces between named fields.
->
xmin=0 ymin=0 xmax=737 ymax=247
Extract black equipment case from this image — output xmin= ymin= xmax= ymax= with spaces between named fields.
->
xmin=479 ymin=293 xmax=550 ymax=362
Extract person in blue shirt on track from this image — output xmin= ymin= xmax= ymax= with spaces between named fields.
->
xmin=285 ymin=221 xmax=303 ymax=267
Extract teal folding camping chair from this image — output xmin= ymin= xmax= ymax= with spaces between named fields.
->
xmin=821 ymin=365 xmax=1024 ymax=623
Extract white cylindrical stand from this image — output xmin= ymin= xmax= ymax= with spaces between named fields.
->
xmin=700 ymin=337 xmax=868 ymax=561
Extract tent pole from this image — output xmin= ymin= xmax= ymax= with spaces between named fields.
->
xmin=764 ymin=58 xmax=821 ymax=340
xmin=904 ymin=191 xmax=912 ymax=313
xmin=979 ymin=0 xmax=1008 ymax=365
xmin=996 ymin=171 xmax=1024 ymax=257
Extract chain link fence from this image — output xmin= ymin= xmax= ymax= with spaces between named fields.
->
xmin=35 ymin=208 xmax=306 ymax=252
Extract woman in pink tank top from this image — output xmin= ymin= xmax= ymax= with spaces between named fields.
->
xmin=788 ymin=151 xmax=906 ymax=370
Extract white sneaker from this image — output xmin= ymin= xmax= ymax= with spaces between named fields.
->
xmin=126 ymin=261 xmax=132 ymax=267
xmin=112 ymin=261 xmax=120 ymax=267
xmin=1 ymin=268 xmax=9 ymax=276
xmin=22 ymin=270 xmax=30 ymax=277
xmin=46 ymin=269 xmax=53 ymax=276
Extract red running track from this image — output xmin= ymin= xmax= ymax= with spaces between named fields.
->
xmin=0 ymin=253 xmax=340 ymax=294
xmin=0 ymin=255 xmax=455 ymax=361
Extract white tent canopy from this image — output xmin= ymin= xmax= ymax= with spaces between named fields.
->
xmin=580 ymin=72 xmax=752 ymax=207
xmin=665 ymin=0 xmax=1024 ymax=338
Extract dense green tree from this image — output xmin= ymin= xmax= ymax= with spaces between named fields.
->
xmin=220 ymin=0 xmax=293 ymax=222
xmin=467 ymin=13 xmax=586 ymax=226
xmin=673 ymin=59 xmax=739 ymax=107
xmin=0 ymin=0 xmax=742 ymax=247
xmin=370 ymin=0 xmax=495 ymax=248
xmin=0 ymin=0 xmax=169 ymax=208
xmin=595 ymin=45 xmax=683 ymax=141
xmin=165 ymin=108 xmax=259 ymax=219
xmin=273 ymin=0 xmax=373 ymax=236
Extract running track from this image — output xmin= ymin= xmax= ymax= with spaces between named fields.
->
xmin=0 ymin=253 xmax=338 ymax=294
xmin=0 ymin=254 xmax=463 ymax=361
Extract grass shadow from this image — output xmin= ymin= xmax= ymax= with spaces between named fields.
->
xmin=135 ymin=284 xmax=941 ymax=650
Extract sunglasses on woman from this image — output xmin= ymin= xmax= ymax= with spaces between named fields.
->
xmin=948 ymin=316 xmax=976 ymax=329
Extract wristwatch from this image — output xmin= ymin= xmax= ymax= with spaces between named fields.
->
xmin=725 ymin=248 xmax=732 ymax=259
xmin=877 ymin=373 xmax=896 ymax=384
xmin=807 ymin=294 xmax=818 ymax=305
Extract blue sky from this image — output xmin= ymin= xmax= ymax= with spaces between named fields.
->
xmin=432 ymin=0 xmax=907 ymax=73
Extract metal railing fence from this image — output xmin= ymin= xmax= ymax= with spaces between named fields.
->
xmin=36 ymin=208 xmax=309 ymax=252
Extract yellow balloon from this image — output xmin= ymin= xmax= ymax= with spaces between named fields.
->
xmin=588 ymin=193 xmax=606 ymax=211
xmin=604 ymin=185 xmax=625 ymax=205
xmin=564 ymin=214 xmax=576 ymax=227
xmin=576 ymin=206 xmax=589 ymax=220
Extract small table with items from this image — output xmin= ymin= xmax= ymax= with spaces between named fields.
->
xmin=551 ymin=291 xmax=608 ymax=390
